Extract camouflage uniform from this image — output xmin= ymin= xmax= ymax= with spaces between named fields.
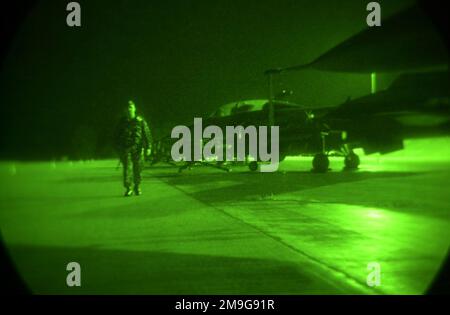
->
xmin=114 ymin=116 xmax=152 ymax=190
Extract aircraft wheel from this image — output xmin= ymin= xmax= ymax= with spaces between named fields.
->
xmin=248 ymin=161 xmax=259 ymax=172
xmin=312 ymin=153 xmax=329 ymax=173
xmin=344 ymin=152 xmax=360 ymax=170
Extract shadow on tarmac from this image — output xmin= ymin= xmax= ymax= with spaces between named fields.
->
xmin=6 ymin=244 xmax=347 ymax=294
xmin=161 ymin=170 xmax=419 ymax=203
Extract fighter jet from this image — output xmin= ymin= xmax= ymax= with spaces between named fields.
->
xmin=149 ymin=4 xmax=449 ymax=173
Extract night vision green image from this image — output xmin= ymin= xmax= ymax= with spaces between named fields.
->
xmin=0 ymin=0 xmax=448 ymax=295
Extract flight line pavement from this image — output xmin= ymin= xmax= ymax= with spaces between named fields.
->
xmin=0 ymin=150 xmax=448 ymax=294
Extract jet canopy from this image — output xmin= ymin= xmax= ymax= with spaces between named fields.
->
xmin=210 ymin=99 xmax=303 ymax=118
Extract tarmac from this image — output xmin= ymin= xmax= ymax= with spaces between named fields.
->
xmin=0 ymin=138 xmax=449 ymax=294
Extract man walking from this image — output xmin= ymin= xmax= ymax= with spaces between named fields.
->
xmin=114 ymin=100 xmax=152 ymax=196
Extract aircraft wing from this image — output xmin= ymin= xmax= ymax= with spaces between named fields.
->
xmin=321 ymin=71 xmax=449 ymax=154
xmin=266 ymin=5 xmax=448 ymax=74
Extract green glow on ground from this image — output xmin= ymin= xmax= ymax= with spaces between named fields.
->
xmin=0 ymin=137 xmax=449 ymax=294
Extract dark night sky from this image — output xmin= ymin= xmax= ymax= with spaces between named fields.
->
xmin=0 ymin=0 xmax=416 ymax=159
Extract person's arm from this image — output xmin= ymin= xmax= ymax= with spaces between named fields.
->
xmin=142 ymin=119 xmax=152 ymax=155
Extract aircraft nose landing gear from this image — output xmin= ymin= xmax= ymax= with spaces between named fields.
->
xmin=312 ymin=153 xmax=329 ymax=173
xmin=344 ymin=152 xmax=360 ymax=170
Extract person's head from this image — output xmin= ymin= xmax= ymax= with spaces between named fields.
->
xmin=126 ymin=100 xmax=137 ymax=119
